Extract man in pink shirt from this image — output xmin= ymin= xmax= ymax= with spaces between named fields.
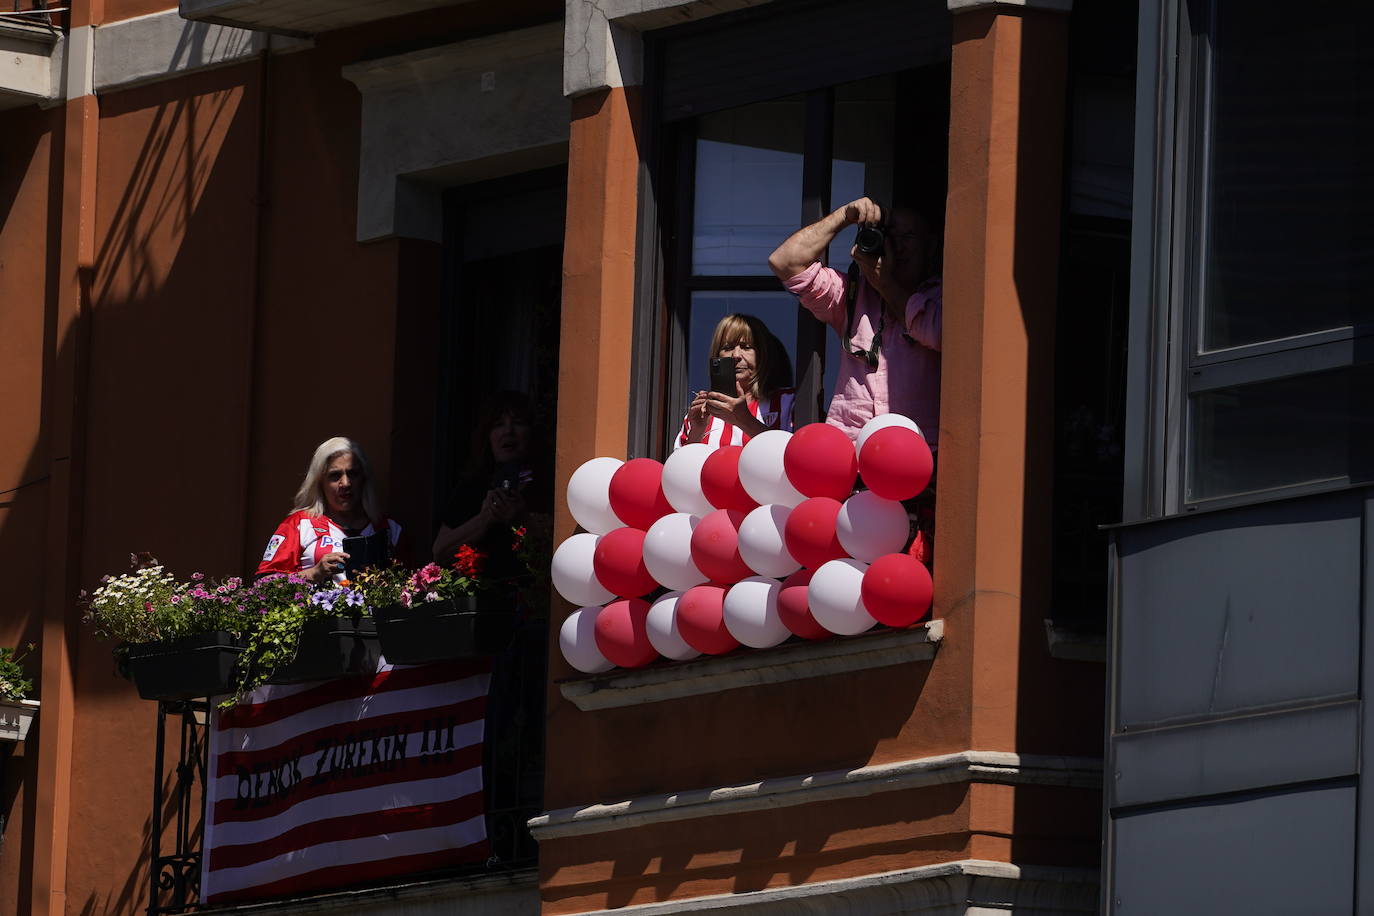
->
xmin=768 ymin=197 xmax=941 ymax=447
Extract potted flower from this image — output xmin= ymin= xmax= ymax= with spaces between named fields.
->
xmin=372 ymin=547 xmax=518 ymax=664
xmin=0 ymin=644 xmax=38 ymax=743
xmin=82 ymin=556 xmax=250 ymax=702
xmin=264 ymin=581 xmax=379 ymax=685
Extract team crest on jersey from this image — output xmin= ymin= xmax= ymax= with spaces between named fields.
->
xmin=263 ymin=534 xmax=285 ymax=561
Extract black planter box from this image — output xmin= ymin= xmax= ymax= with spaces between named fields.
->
xmin=122 ymin=631 xmax=242 ymax=702
xmin=375 ymin=596 xmax=518 ymax=664
xmin=269 ymin=615 xmax=380 ymax=685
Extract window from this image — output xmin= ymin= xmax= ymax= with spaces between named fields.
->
xmin=630 ymin=0 xmax=951 ymax=457
xmin=1128 ymin=0 xmax=1374 ymax=514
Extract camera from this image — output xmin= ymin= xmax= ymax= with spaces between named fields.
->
xmin=854 ymin=223 xmax=885 ymax=257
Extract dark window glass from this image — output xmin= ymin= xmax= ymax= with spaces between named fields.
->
xmin=828 ymin=76 xmax=897 ymax=273
xmin=1201 ymin=1 xmax=1374 ymax=351
xmin=1187 ymin=365 xmax=1374 ymax=501
xmin=692 ymin=98 xmax=804 ymax=276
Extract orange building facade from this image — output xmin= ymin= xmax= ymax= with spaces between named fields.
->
xmin=0 ymin=0 xmax=1125 ymax=913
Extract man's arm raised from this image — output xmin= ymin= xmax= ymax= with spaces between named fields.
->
xmin=768 ymin=198 xmax=884 ymax=281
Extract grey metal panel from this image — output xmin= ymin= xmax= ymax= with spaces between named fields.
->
xmin=1112 ymin=783 xmax=1356 ymax=915
xmin=1357 ymin=491 xmax=1374 ymax=913
xmin=1116 ymin=490 xmax=1361 ymax=728
xmin=1112 ymin=700 xmax=1358 ymax=808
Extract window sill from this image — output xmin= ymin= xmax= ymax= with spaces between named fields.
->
xmin=559 ymin=621 xmax=944 ymax=711
xmin=195 ymin=867 xmax=539 ymax=914
xmin=1043 ymin=620 xmax=1106 ymax=663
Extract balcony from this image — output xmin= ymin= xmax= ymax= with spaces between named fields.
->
xmin=177 ymin=0 xmax=472 ymax=38
xmin=0 ymin=2 xmax=61 ymax=109
xmin=129 ymin=608 xmax=545 ymax=914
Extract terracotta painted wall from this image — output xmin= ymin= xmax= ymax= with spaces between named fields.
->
xmin=0 ymin=103 xmax=61 ymax=916
xmin=0 ymin=2 xmax=565 ymax=911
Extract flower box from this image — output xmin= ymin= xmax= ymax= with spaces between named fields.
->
xmin=375 ymin=596 xmax=519 ymax=665
xmin=0 ymin=698 xmax=38 ymax=743
xmin=122 ymin=631 xmax=243 ymax=702
xmin=268 ymin=615 xmax=380 ymax=685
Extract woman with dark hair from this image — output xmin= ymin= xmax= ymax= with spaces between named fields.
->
xmin=432 ymin=391 xmax=552 ymax=573
xmin=676 ymin=313 xmax=795 ymax=449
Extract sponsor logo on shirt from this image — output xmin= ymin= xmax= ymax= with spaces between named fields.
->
xmin=320 ymin=536 xmax=336 ymax=551
xmin=263 ymin=534 xmax=285 ymax=561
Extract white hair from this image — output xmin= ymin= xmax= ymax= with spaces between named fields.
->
xmin=291 ymin=436 xmax=380 ymax=524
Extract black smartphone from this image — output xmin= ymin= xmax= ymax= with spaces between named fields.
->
xmin=341 ymin=531 xmax=390 ymax=578
xmin=709 ymin=356 xmax=737 ymax=394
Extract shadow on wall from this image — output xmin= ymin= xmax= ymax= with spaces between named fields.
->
xmin=0 ymin=62 xmax=265 ymax=916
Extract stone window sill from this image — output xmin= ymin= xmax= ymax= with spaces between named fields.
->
xmin=560 ymin=621 xmax=944 ymax=711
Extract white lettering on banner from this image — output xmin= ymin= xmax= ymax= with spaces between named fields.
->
xmin=201 ymin=661 xmax=491 ymax=905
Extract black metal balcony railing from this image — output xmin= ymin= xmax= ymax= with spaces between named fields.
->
xmin=146 ymin=618 xmax=547 ymax=915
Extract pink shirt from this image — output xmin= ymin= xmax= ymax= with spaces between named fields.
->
xmin=785 ymin=262 xmax=941 ymax=446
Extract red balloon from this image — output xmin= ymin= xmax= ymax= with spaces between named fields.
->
xmin=675 ymin=584 xmax=739 ymax=655
xmin=592 ymin=527 xmax=657 ymax=598
xmin=608 ymin=458 xmax=674 ymax=530
xmin=699 ymin=445 xmax=759 ymax=512
xmin=858 ymin=427 xmax=933 ymax=502
xmin=784 ymin=423 xmax=858 ymax=500
xmin=689 ymin=508 xmax=752 ymax=584
xmin=783 ymin=497 xmax=846 ymax=569
xmin=777 ymin=567 xmax=830 ymax=640
xmin=594 ymin=598 xmax=658 ymax=668
xmin=861 ymin=553 xmax=933 ymax=627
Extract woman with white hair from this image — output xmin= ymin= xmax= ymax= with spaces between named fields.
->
xmin=256 ymin=437 xmax=403 ymax=583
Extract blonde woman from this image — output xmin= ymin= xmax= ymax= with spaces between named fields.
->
xmin=676 ymin=313 xmax=795 ymax=449
xmin=256 ymin=437 xmax=404 ymax=583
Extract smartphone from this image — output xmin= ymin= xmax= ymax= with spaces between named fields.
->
xmin=342 ymin=531 xmax=390 ymax=578
xmin=709 ymin=356 xmax=737 ymax=394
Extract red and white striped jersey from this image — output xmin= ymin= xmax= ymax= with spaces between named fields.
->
xmin=674 ymin=388 xmax=796 ymax=450
xmin=257 ymin=511 xmax=402 ymax=581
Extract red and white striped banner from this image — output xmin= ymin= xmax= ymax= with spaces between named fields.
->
xmin=201 ymin=661 xmax=490 ymax=905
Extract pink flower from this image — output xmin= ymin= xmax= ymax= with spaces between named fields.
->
xmin=418 ymin=563 xmax=443 ymax=586
xmin=144 ymin=602 xmax=153 ymax=613
xmin=191 ymin=572 xmax=205 ymax=581
xmin=170 ymin=595 xmax=182 ymax=605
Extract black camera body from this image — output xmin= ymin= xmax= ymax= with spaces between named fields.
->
xmin=854 ymin=223 xmax=885 ymax=257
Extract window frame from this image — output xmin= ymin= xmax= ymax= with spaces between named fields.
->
xmin=1125 ymin=0 xmax=1374 ymax=519
xmin=627 ymin=0 xmax=951 ymax=460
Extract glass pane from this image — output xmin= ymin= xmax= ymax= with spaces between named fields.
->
xmin=829 ymin=76 xmax=896 ymax=274
xmin=692 ymin=98 xmax=804 ymax=276
xmin=1187 ymin=366 xmax=1374 ymax=501
xmin=1201 ymin=1 xmax=1374 ymax=351
xmin=686 ymin=291 xmax=800 ymax=398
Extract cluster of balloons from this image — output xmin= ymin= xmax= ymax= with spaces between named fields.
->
xmin=554 ymin=414 xmax=936 ymax=674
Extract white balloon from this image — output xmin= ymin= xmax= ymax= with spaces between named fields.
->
xmin=856 ymin=414 xmax=923 ymax=452
xmin=738 ymin=504 xmax=801 ymax=577
xmin=551 ymin=533 xmax=615 ymax=607
xmin=567 ymin=457 xmax=624 ymax=535
xmin=559 ymin=606 xmax=614 ymax=673
xmin=739 ymin=430 xmax=805 ymax=508
xmin=646 ymin=591 xmax=700 ymax=661
xmin=662 ymin=444 xmax=716 ymax=517
xmin=723 ymin=577 xmax=791 ymax=649
xmin=809 ymin=558 xmax=878 ymax=636
xmin=836 ymin=491 xmax=911 ymax=562
xmin=643 ymin=513 xmax=709 ymax=591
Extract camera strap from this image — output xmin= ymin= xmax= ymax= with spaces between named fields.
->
xmin=843 ymin=262 xmax=882 ymax=371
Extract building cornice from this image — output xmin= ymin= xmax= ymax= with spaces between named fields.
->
xmin=565 ymin=860 xmax=1099 ymax=915
xmin=529 ymin=750 xmax=1102 ymax=840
